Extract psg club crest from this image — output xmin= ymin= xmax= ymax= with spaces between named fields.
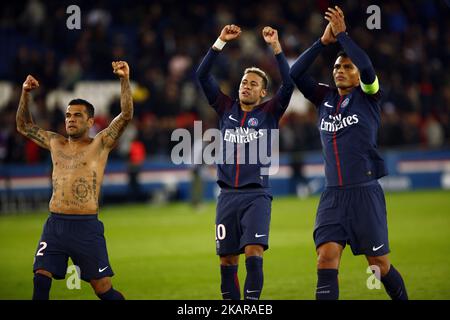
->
xmin=248 ymin=117 xmax=258 ymax=127
xmin=341 ymin=97 xmax=350 ymax=108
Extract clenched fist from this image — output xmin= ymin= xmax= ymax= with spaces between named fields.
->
xmin=112 ymin=61 xmax=130 ymax=79
xmin=262 ymin=26 xmax=279 ymax=44
xmin=219 ymin=25 xmax=242 ymax=42
xmin=23 ymin=75 xmax=39 ymax=92
xmin=262 ymin=26 xmax=282 ymax=55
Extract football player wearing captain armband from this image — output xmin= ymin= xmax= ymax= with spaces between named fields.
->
xmin=289 ymin=6 xmax=408 ymax=300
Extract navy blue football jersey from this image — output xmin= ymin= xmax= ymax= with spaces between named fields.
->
xmin=212 ymin=91 xmax=288 ymax=188
xmin=307 ymin=84 xmax=387 ymax=186
xmin=197 ymin=48 xmax=294 ymax=189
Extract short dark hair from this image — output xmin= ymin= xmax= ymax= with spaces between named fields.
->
xmin=336 ymin=50 xmax=348 ymax=59
xmin=68 ymin=98 xmax=95 ymax=118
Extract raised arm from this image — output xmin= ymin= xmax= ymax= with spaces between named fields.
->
xmin=326 ymin=6 xmax=378 ymax=94
xmin=289 ymin=24 xmax=336 ymax=104
xmin=196 ymin=25 xmax=241 ymax=105
xmin=262 ymin=26 xmax=294 ymax=109
xmin=100 ymin=61 xmax=133 ymax=149
xmin=16 ymin=75 xmax=59 ymax=150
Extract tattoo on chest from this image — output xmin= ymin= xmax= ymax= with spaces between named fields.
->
xmin=55 ymin=150 xmax=86 ymax=161
xmin=71 ymin=177 xmax=93 ymax=203
xmin=55 ymin=161 xmax=87 ymax=170
xmin=54 ymin=150 xmax=87 ymax=170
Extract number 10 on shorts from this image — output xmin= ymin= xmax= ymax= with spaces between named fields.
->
xmin=215 ymin=224 xmax=226 ymax=240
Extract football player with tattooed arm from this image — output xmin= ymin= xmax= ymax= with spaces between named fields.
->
xmin=16 ymin=61 xmax=133 ymax=300
xmin=289 ymin=6 xmax=408 ymax=300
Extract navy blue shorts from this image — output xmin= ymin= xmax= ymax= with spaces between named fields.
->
xmin=313 ymin=180 xmax=390 ymax=256
xmin=33 ymin=213 xmax=114 ymax=282
xmin=215 ymin=188 xmax=272 ymax=256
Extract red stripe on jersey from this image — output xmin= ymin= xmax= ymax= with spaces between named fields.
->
xmin=235 ymin=111 xmax=248 ymax=187
xmin=333 ymin=96 xmax=344 ymax=186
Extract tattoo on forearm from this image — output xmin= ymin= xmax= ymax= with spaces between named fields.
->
xmin=16 ymin=92 xmax=32 ymax=129
xmin=102 ymin=78 xmax=133 ymax=147
xmin=17 ymin=92 xmax=54 ymax=147
xmin=120 ymin=78 xmax=133 ymax=119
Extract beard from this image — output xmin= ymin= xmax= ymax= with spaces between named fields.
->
xmin=67 ymin=128 xmax=86 ymax=138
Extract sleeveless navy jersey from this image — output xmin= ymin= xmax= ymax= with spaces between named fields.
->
xmin=307 ymin=84 xmax=387 ymax=187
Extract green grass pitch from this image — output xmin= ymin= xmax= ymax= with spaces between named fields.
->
xmin=0 ymin=190 xmax=449 ymax=300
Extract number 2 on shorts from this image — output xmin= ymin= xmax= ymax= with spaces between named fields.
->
xmin=36 ymin=241 xmax=47 ymax=256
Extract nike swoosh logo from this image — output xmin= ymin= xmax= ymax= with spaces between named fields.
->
xmin=246 ymin=289 xmax=260 ymax=293
xmin=324 ymin=101 xmax=334 ymax=108
xmin=316 ymin=285 xmax=330 ymax=290
xmin=98 ymin=266 xmax=109 ymax=272
xmin=255 ymin=233 xmax=267 ymax=238
xmin=228 ymin=115 xmax=238 ymax=122
xmin=372 ymin=244 xmax=384 ymax=251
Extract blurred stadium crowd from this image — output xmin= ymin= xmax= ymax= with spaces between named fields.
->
xmin=0 ymin=0 xmax=449 ymax=165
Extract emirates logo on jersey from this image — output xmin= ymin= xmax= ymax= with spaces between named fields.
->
xmin=224 ymin=127 xmax=264 ymax=143
xmin=170 ymin=121 xmax=280 ymax=176
xmin=320 ymin=113 xmax=359 ymax=132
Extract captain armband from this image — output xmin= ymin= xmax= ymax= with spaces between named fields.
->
xmin=360 ymin=76 xmax=379 ymax=95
